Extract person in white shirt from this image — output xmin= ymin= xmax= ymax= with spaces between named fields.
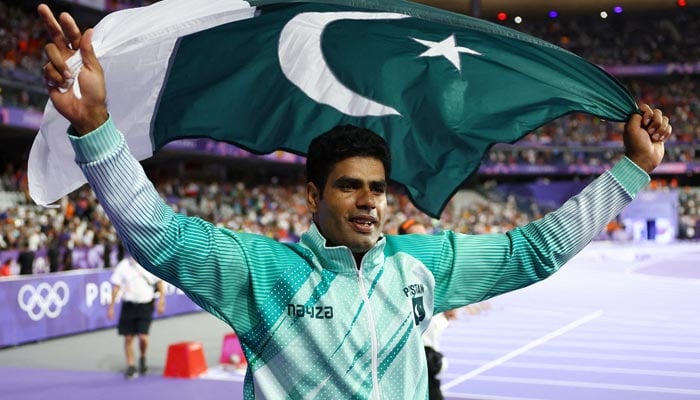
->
xmin=108 ymin=254 xmax=165 ymax=379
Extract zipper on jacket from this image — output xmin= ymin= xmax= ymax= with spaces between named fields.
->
xmin=357 ymin=264 xmax=381 ymax=400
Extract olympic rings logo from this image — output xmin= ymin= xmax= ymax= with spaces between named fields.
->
xmin=17 ymin=281 xmax=70 ymax=321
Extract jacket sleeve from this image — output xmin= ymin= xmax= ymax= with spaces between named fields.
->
xmin=429 ymin=157 xmax=649 ymax=311
xmin=69 ymin=116 xmax=271 ymax=333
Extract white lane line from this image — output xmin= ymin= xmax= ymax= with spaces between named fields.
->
xmin=592 ymin=318 xmax=700 ymax=331
xmin=447 ymin=316 xmax=700 ymax=332
xmin=446 ymin=348 xmax=700 ymax=364
xmin=542 ymin=332 xmax=700 ymax=345
xmin=472 ymin=375 xmax=700 ymax=396
xmin=447 ymin=361 xmax=700 ymax=378
xmin=507 ymin=350 xmax=700 ymax=364
xmin=534 ymin=340 xmax=700 ymax=353
xmin=441 ymin=392 xmax=547 ymax=400
xmin=446 ymin=320 xmax=700 ymax=333
xmin=441 ymin=310 xmax=603 ymax=391
xmin=443 ymin=339 xmax=700 ymax=353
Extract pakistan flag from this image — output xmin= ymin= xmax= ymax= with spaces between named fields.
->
xmin=29 ymin=0 xmax=637 ymax=218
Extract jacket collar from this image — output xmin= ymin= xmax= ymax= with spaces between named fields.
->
xmin=300 ymin=223 xmax=386 ymax=275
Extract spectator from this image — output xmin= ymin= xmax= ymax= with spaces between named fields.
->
xmin=17 ymin=239 xmax=34 ymax=275
xmin=107 ymin=255 xmax=165 ymax=379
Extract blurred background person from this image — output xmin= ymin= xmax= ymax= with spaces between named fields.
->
xmin=107 ymin=254 xmax=166 ymax=379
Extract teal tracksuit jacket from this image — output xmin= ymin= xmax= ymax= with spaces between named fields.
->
xmin=70 ymin=117 xmax=649 ymax=399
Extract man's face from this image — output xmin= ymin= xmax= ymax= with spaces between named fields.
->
xmin=308 ymin=156 xmax=387 ymax=254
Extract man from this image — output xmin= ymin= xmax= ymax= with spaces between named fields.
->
xmin=108 ymin=255 xmax=166 ymax=378
xmin=38 ymin=3 xmax=671 ymax=399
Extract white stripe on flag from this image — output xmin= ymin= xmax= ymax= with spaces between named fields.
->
xmin=29 ymin=0 xmax=257 ymax=206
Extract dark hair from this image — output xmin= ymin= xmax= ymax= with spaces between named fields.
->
xmin=306 ymin=125 xmax=391 ymax=194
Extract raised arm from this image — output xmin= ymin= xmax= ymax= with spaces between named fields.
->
xmin=38 ymin=4 xmax=271 ymax=333
xmin=427 ymin=104 xmax=671 ymax=310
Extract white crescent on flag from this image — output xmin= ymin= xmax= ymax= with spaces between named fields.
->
xmin=278 ymin=12 xmax=406 ymax=117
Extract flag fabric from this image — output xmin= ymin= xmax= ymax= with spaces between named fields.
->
xmin=29 ymin=0 xmax=638 ymax=218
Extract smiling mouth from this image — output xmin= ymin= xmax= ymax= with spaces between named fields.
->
xmin=350 ymin=218 xmax=375 ymax=233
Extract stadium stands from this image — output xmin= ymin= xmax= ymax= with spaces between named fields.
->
xmin=0 ymin=0 xmax=698 ymax=276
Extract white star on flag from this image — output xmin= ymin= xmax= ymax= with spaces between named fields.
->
xmin=412 ymin=34 xmax=482 ymax=72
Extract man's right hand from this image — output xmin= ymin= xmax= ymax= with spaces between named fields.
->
xmin=39 ymin=3 xmax=108 ymax=136
xmin=623 ymin=103 xmax=671 ymax=174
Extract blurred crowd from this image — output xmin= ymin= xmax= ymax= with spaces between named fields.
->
xmin=2 ymin=162 xmax=699 ymax=276
xmin=0 ymin=1 xmax=46 ymax=110
xmin=510 ymin=7 xmax=700 ymax=65
xmin=0 ymin=1 xmax=699 ymax=276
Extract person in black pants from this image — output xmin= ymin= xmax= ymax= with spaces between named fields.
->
xmin=17 ymin=240 xmax=35 ymax=275
xmin=107 ymin=256 xmax=165 ymax=379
